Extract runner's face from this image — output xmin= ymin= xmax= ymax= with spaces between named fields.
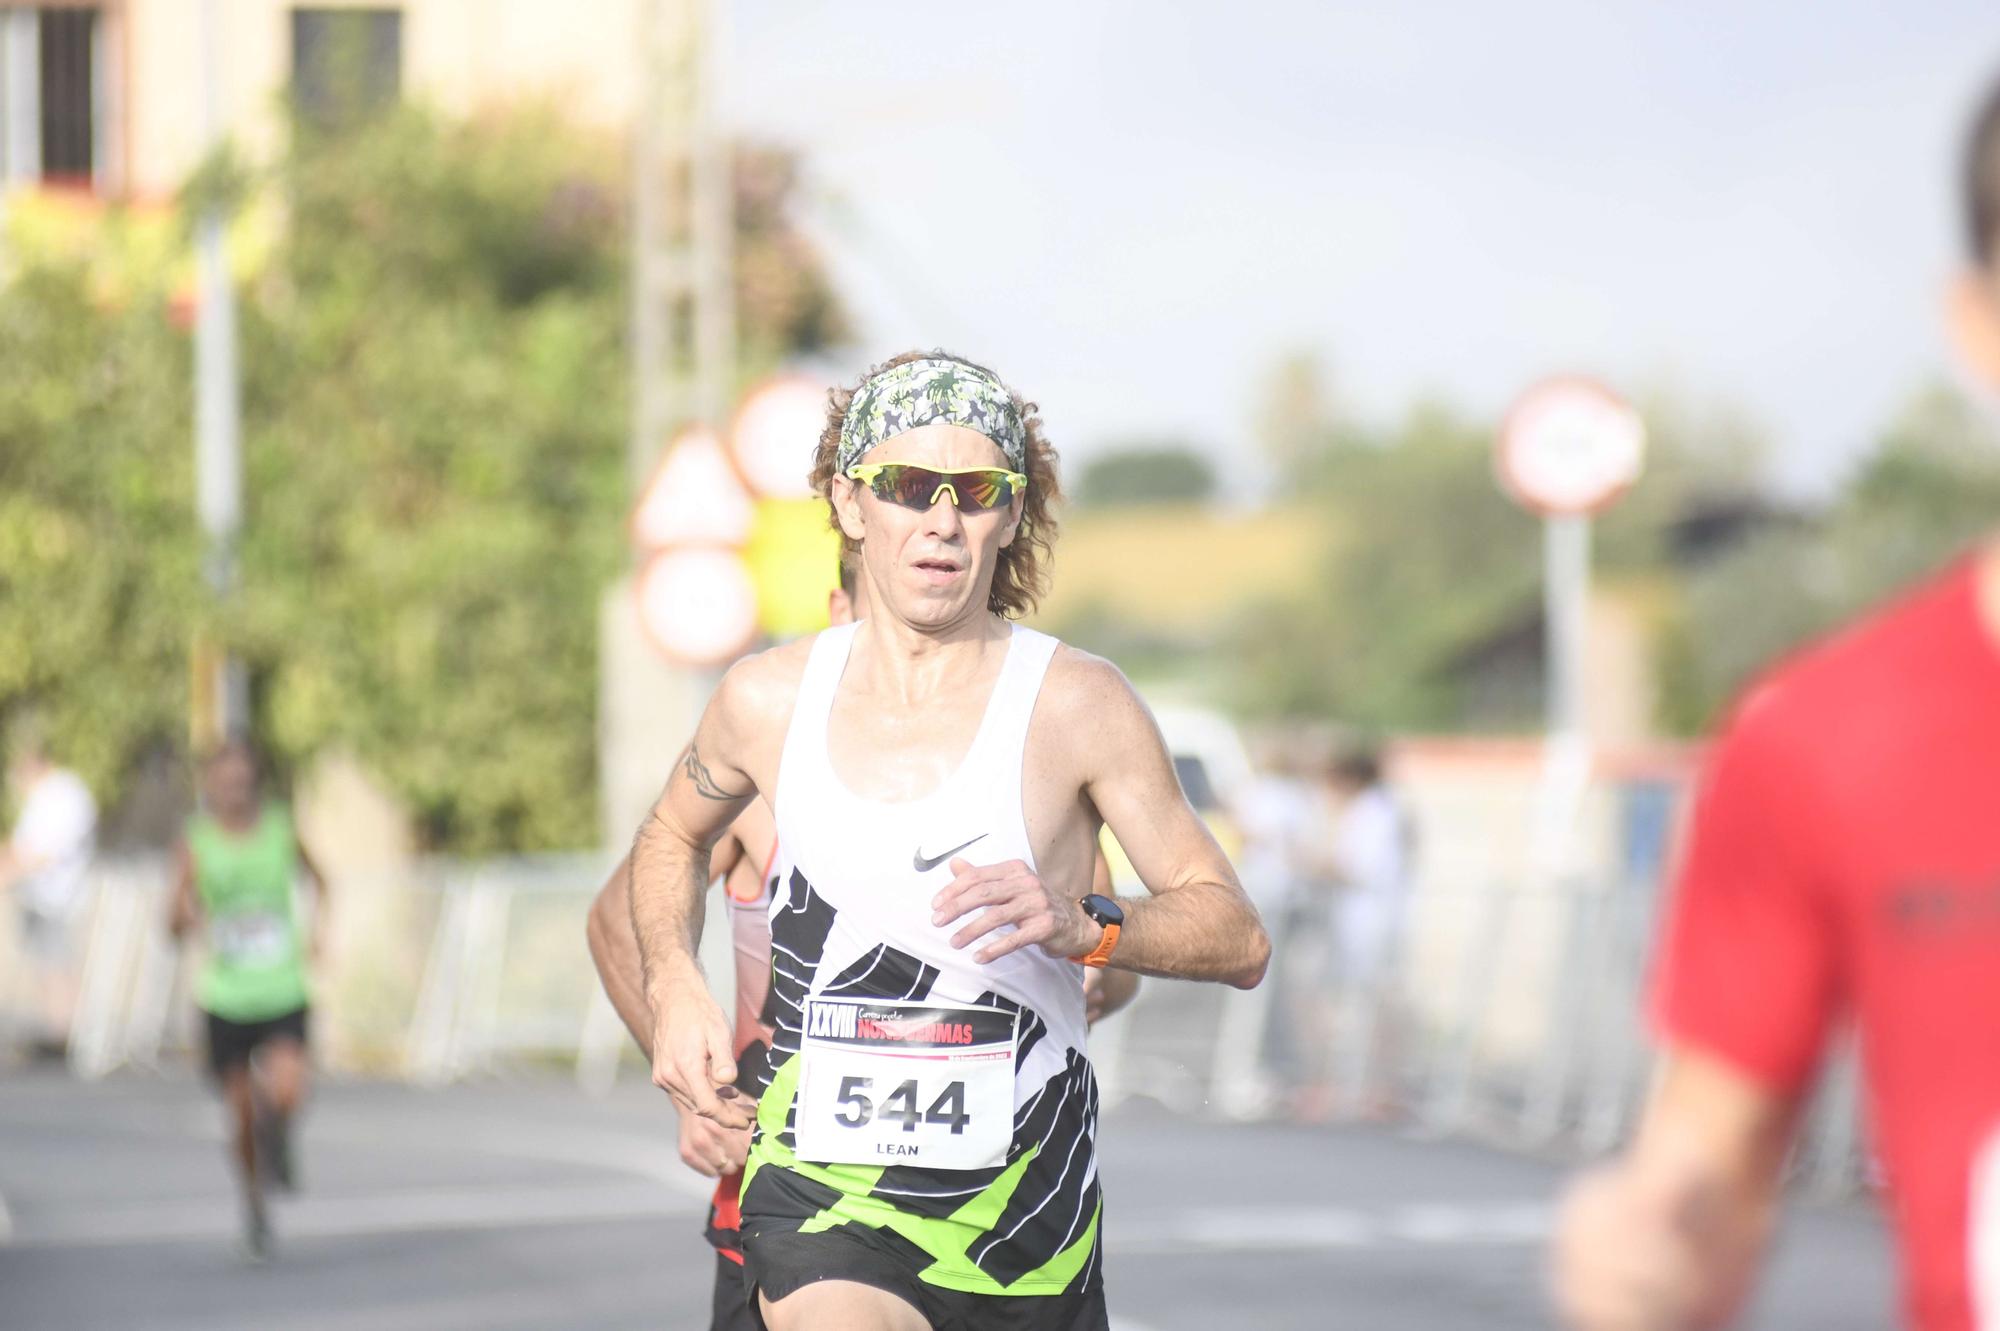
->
xmin=1948 ymin=240 xmax=2000 ymax=390
xmin=204 ymin=752 xmax=258 ymax=817
xmin=834 ymin=424 xmax=1022 ymax=629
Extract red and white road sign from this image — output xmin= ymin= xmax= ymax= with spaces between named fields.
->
xmin=1496 ymin=378 xmax=1646 ymax=517
xmin=635 ymin=547 xmax=760 ymax=667
xmin=632 ymin=425 xmax=755 ymax=550
xmin=729 ymin=374 xmax=826 ymax=500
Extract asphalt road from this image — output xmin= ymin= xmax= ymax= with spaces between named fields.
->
xmin=0 ymin=1066 xmax=1896 ymax=1330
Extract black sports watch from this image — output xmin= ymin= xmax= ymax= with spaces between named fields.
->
xmin=1073 ymin=894 xmax=1124 ymax=968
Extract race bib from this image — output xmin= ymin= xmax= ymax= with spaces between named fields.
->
xmin=210 ymin=911 xmax=291 ymax=966
xmin=795 ymin=999 xmax=1018 ymax=1171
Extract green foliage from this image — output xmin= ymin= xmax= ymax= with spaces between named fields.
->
xmin=237 ymin=114 xmax=627 ymax=851
xmin=1228 ymin=402 xmax=1542 ymax=727
xmin=0 ymin=102 xmax=844 ymax=851
xmin=0 ymin=267 xmax=203 ymax=805
xmin=1659 ymin=384 xmax=2000 ymax=732
xmin=1074 ymin=443 xmax=1218 ymax=507
xmin=1221 ymin=387 xmax=1779 ymax=734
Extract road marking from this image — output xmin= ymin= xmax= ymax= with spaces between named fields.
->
xmin=3 ymin=1191 xmax=1553 ymax=1254
xmin=167 ymin=1111 xmax=719 ymax=1201
xmin=1106 ymin=1202 xmax=1552 ymax=1256
xmin=4 ymin=1179 xmax=695 ymax=1249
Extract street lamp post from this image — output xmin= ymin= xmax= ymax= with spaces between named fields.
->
xmin=193 ymin=0 xmax=246 ymax=745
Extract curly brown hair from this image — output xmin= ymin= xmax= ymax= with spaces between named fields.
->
xmin=810 ymin=349 xmax=1063 ymax=620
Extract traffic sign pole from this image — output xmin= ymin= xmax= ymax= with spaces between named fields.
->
xmin=1495 ymin=376 xmax=1646 ymax=1146
xmin=1545 ymin=511 xmax=1589 ymax=748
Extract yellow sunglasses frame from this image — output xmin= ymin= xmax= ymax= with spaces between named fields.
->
xmin=843 ymin=463 xmax=1028 ymax=511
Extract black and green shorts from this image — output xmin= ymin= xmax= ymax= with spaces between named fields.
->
xmin=739 ymin=1221 xmax=1107 ymax=1331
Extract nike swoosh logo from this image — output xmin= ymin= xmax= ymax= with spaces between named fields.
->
xmin=913 ymin=833 xmax=988 ymax=874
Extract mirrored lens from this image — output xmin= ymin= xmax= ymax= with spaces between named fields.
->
xmin=868 ymin=466 xmax=1015 ymax=512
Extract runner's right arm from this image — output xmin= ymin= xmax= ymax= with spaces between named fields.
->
xmin=629 ymin=655 xmax=788 ymax=1130
xmin=166 ymin=839 xmax=198 ymax=940
xmin=588 ymin=840 xmax=756 ymax=1177
xmin=1552 ymin=1049 xmax=1794 ymax=1330
xmin=1554 ymin=703 xmax=1827 ymax=1329
xmin=586 ymin=836 xmax=745 ymax=1054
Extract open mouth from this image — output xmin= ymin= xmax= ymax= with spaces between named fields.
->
xmin=913 ymin=556 xmax=962 ymax=581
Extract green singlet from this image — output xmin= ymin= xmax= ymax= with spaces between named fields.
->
xmin=189 ymin=805 xmax=308 ymax=1022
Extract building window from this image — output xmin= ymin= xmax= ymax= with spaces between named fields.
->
xmin=0 ymin=6 xmax=99 ymax=188
xmin=291 ymin=8 xmax=402 ymax=131
xmin=37 ymin=6 xmax=91 ymax=180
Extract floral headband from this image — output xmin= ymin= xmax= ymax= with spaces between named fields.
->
xmin=836 ymin=357 xmax=1028 ymax=476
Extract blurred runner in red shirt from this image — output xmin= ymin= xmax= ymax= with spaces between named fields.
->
xmin=1555 ymin=72 xmax=2000 ymax=1331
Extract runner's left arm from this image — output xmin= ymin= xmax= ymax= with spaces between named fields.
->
xmin=1083 ymin=847 xmax=1139 ymax=1022
xmin=934 ymin=654 xmax=1269 ymax=988
xmin=296 ymin=832 xmax=330 ymax=958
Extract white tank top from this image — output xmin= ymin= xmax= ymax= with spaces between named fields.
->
xmin=771 ymin=620 xmax=1085 ymax=1083
xmin=744 ymin=620 xmax=1103 ymax=1296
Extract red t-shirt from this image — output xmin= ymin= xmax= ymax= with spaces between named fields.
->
xmin=1652 ymin=555 xmax=2000 ymax=1331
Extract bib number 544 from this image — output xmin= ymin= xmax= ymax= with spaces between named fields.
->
xmin=834 ymin=1076 xmax=971 ymax=1135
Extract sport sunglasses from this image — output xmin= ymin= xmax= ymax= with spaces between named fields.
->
xmin=844 ymin=463 xmax=1027 ymax=513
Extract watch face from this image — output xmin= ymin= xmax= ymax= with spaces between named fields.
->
xmin=1080 ymin=893 xmax=1124 ymax=927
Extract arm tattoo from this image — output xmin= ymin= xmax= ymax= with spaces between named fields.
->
xmin=681 ymin=743 xmax=749 ymax=801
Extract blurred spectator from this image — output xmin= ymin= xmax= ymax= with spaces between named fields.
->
xmin=1213 ymin=734 xmax=1319 ymax=1117
xmin=1325 ymin=743 xmax=1415 ymax=1118
xmin=1 ymin=721 xmax=98 ymax=1057
xmin=1326 ymin=745 xmax=1412 ymax=1010
xmin=1232 ymin=734 xmax=1318 ymax=924
xmin=1286 ymin=740 xmax=1415 ymax=1121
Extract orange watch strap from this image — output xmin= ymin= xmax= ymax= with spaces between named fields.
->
xmin=1074 ymin=921 xmax=1120 ymax=969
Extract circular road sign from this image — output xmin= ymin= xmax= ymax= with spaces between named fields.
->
xmin=635 ymin=546 xmax=760 ymax=666
xmin=1496 ymin=377 xmax=1646 ymax=517
xmin=729 ymin=374 xmax=827 ymax=500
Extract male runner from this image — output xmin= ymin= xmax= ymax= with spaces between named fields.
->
xmin=1554 ymin=72 xmax=2000 ymax=1331
xmin=587 ymin=560 xmax=1136 ymax=1331
xmin=167 ymin=738 xmax=326 ymax=1256
xmin=629 ymin=351 xmax=1268 ymax=1331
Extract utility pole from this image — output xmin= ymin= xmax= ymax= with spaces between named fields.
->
xmin=193 ymin=0 xmax=246 ymax=747
xmin=630 ymin=0 xmax=732 ymax=500
xmin=688 ymin=0 xmax=733 ymax=429
xmin=610 ymin=0 xmax=736 ymax=985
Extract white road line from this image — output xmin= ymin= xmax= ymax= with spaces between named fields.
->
xmin=1106 ymin=1202 xmax=1552 ymax=1256
xmin=5 ymin=1180 xmax=693 ymax=1250
xmin=160 ymin=1112 xmax=718 ymax=1202
xmin=4 ymin=1186 xmax=1551 ymax=1256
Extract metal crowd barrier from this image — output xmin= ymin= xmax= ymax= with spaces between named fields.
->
xmin=32 ymin=851 xmax=1869 ymax=1197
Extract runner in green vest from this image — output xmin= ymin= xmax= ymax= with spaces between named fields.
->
xmin=168 ymin=737 xmax=327 ymax=1257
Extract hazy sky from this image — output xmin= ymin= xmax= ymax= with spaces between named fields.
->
xmin=725 ymin=2 xmax=2000 ymax=498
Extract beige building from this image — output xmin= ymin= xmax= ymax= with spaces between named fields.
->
xmin=0 ymin=0 xmax=644 ymax=201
